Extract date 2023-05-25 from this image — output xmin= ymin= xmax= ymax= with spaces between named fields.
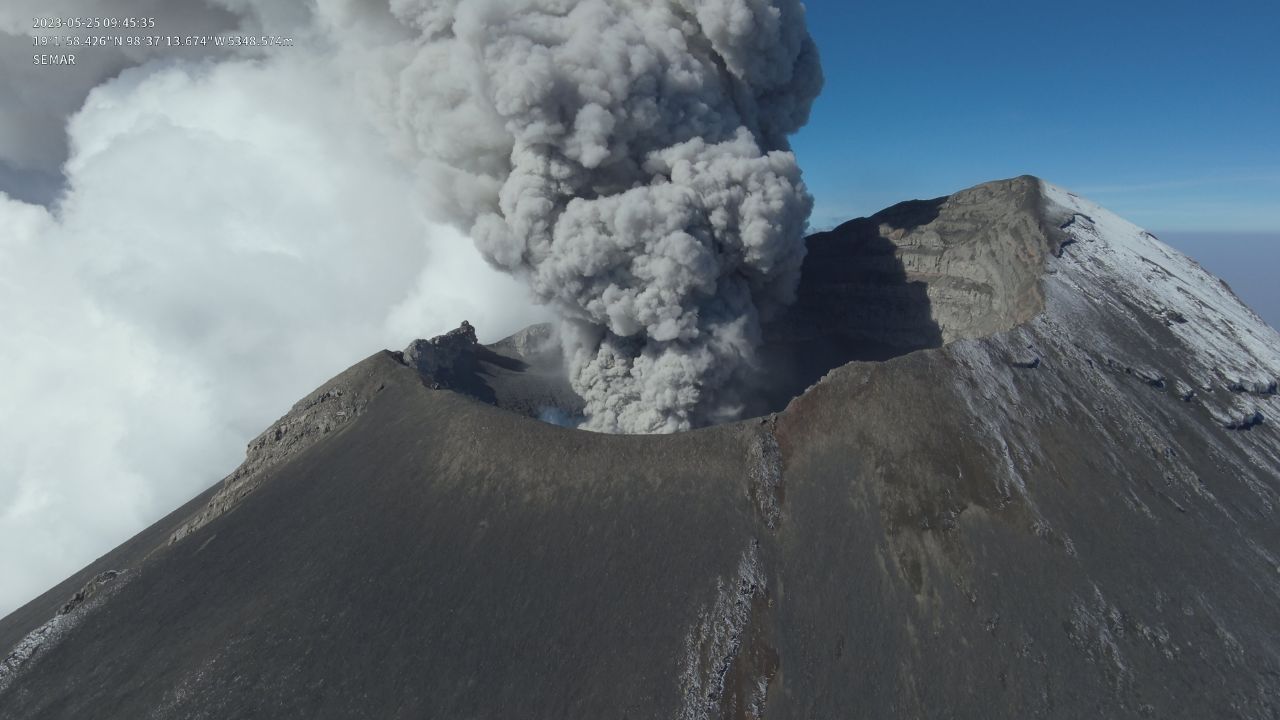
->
xmin=33 ymin=16 xmax=157 ymax=30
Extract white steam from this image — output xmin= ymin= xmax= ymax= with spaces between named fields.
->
xmin=0 ymin=26 xmax=546 ymax=616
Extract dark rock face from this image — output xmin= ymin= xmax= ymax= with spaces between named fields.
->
xmin=755 ymin=177 xmax=1055 ymax=415
xmin=2 ymin=177 xmax=1278 ymax=719
xmin=399 ymin=320 xmax=584 ymax=421
xmin=55 ymin=571 xmax=120 ymax=617
xmin=400 ymin=320 xmax=481 ymax=388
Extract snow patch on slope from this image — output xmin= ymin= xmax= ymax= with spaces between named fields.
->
xmin=1041 ymin=181 xmax=1280 ymax=426
xmin=678 ymin=541 xmax=769 ymax=720
xmin=929 ymin=180 xmax=1280 ymax=529
xmin=0 ymin=570 xmax=131 ymax=697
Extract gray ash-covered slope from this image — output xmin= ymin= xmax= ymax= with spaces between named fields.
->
xmin=3 ymin=177 xmax=1279 ymax=719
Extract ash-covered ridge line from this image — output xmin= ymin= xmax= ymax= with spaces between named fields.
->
xmin=168 ymin=358 xmax=390 ymax=546
xmin=168 ymin=321 xmax=577 ymax=548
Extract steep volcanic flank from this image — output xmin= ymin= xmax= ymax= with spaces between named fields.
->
xmin=2 ymin=177 xmax=1278 ymax=719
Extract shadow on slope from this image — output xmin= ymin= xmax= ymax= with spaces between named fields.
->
xmin=750 ymin=198 xmax=946 ymax=415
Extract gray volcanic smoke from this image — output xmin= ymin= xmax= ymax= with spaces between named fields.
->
xmin=329 ymin=0 xmax=824 ymax=433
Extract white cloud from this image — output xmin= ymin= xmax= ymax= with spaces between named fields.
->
xmin=0 ymin=49 xmax=548 ymax=616
xmin=0 ymin=0 xmax=244 ymax=178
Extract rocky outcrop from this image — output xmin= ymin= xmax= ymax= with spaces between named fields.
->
xmin=754 ymin=176 xmax=1058 ymax=414
xmin=768 ymin=176 xmax=1053 ymax=354
xmin=396 ymin=321 xmax=584 ymax=422
xmin=0 ymin=571 xmax=128 ymax=697
xmin=166 ymin=356 xmax=391 ymax=546
xmin=399 ymin=320 xmax=481 ymax=389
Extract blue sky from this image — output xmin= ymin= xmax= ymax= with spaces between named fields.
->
xmin=793 ymin=0 xmax=1280 ymax=234
xmin=790 ymin=0 xmax=1280 ymax=326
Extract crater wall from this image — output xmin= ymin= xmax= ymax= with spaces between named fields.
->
xmin=756 ymin=175 xmax=1057 ymax=412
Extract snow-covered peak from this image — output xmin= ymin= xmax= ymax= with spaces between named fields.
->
xmin=1041 ymin=181 xmax=1280 ymax=391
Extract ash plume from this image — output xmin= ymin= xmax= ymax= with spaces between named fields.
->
xmin=316 ymin=0 xmax=824 ymax=433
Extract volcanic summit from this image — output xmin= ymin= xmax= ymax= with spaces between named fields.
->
xmin=1 ymin=177 xmax=1278 ymax=719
